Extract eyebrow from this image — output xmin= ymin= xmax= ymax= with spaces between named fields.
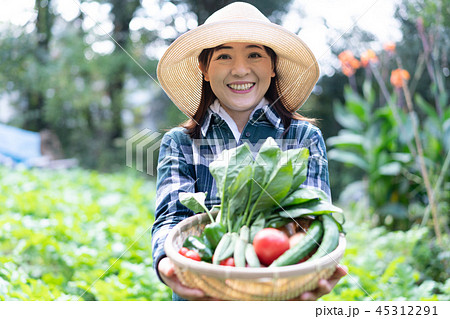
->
xmin=215 ymin=44 xmax=264 ymax=51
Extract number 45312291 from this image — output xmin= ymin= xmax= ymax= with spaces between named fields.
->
xmin=376 ymin=305 xmax=438 ymax=316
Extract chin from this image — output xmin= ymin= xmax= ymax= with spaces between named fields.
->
xmin=229 ymin=101 xmax=259 ymax=111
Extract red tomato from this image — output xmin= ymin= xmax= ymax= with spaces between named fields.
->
xmin=289 ymin=232 xmax=306 ymax=248
xmin=184 ymin=249 xmax=201 ymax=261
xmin=219 ymin=257 xmax=235 ymax=267
xmin=179 ymin=247 xmax=201 ymax=261
xmin=253 ymin=228 xmax=290 ymax=266
xmin=178 ymin=247 xmax=189 ymax=256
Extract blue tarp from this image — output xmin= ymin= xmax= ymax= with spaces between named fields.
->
xmin=0 ymin=123 xmax=42 ymax=164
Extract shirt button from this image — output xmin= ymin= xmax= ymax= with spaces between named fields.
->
xmin=245 ymin=132 xmax=251 ymax=137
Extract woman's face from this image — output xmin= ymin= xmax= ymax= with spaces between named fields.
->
xmin=201 ymin=42 xmax=275 ymax=118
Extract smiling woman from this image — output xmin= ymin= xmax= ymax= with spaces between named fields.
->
xmin=152 ymin=1 xmax=347 ymax=301
xmin=199 ymin=43 xmax=275 ymax=131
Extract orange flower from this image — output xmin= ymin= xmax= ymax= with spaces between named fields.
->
xmin=338 ymin=50 xmax=361 ymax=77
xmin=390 ymin=69 xmax=410 ymax=88
xmin=360 ymin=49 xmax=379 ymax=67
xmin=383 ymin=42 xmax=396 ymax=53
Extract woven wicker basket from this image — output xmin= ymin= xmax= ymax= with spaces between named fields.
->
xmin=164 ymin=212 xmax=346 ymax=301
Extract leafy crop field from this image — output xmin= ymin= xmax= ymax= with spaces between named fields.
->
xmin=0 ymin=167 xmax=171 ymax=300
xmin=0 ymin=167 xmax=448 ymax=301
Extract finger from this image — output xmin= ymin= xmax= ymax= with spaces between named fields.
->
xmin=317 ymin=279 xmax=333 ymax=293
xmin=158 ymin=257 xmax=175 ymax=277
xmin=299 ymin=291 xmax=316 ymax=301
xmin=173 ymin=282 xmax=206 ymax=299
xmin=328 ymin=264 xmax=348 ymax=280
xmin=158 ymin=260 xmax=210 ymax=300
xmin=337 ymin=264 xmax=348 ymax=276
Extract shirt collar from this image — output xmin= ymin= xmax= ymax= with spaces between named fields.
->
xmin=250 ymin=102 xmax=284 ymax=131
xmin=201 ymin=98 xmax=284 ymax=138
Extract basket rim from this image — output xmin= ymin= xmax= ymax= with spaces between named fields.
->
xmin=164 ymin=212 xmax=346 ymax=280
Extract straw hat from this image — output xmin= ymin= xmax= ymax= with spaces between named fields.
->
xmin=157 ymin=2 xmax=319 ymax=119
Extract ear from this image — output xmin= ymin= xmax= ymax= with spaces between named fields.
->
xmin=198 ymin=63 xmax=210 ymax=82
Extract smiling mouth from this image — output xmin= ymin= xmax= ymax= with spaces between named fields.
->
xmin=227 ymin=83 xmax=255 ymax=91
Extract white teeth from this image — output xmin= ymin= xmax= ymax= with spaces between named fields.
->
xmin=228 ymin=83 xmax=254 ymax=91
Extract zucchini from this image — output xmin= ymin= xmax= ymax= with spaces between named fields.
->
xmin=308 ymin=214 xmax=340 ymax=261
xmin=269 ymin=219 xmax=323 ymax=267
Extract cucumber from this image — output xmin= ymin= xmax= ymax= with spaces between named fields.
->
xmin=234 ymin=226 xmax=249 ymax=267
xmin=213 ymin=233 xmax=231 ymax=265
xmin=213 ymin=232 xmax=238 ymax=264
xmin=245 ymin=243 xmax=260 ymax=268
xmin=269 ymin=219 xmax=323 ymax=267
xmin=308 ymin=214 xmax=340 ymax=261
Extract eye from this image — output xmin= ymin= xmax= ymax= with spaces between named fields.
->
xmin=216 ymin=54 xmax=231 ymax=60
xmin=249 ymin=52 xmax=262 ymax=58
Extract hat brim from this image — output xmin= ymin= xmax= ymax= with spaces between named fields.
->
xmin=157 ymin=19 xmax=320 ymax=119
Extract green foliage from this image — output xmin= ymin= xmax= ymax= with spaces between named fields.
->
xmin=327 ymin=85 xmax=416 ymax=226
xmin=1 ymin=167 xmax=448 ymax=300
xmin=0 ymin=167 xmax=171 ymax=300
xmin=321 ymin=217 xmax=450 ymax=301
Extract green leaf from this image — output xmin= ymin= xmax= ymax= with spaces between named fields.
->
xmin=248 ymin=157 xmax=293 ymax=216
xmin=209 ymin=143 xmax=253 ymax=197
xmin=209 ymin=143 xmax=253 ymax=226
xmin=226 ymin=165 xmax=253 ymax=224
xmin=327 ymin=149 xmax=369 ymax=171
xmin=280 ymin=187 xmax=329 ymax=207
xmin=327 ymin=132 xmax=366 ymax=149
xmin=278 ymin=200 xmax=343 ymax=218
xmin=334 ymin=102 xmax=364 ymax=131
xmin=245 ymin=137 xmax=284 ymax=214
xmin=179 ymin=192 xmax=208 ymax=213
xmin=378 ymin=162 xmax=402 ymax=176
xmin=284 ymin=147 xmax=309 ymax=193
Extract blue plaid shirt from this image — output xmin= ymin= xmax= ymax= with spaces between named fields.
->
xmin=151 ymin=104 xmax=330 ymax=281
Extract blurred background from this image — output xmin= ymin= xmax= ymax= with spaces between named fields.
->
xmin=0 ymin=0 xmax=448 ymax=301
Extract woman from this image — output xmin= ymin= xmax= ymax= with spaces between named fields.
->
xmin=152 ymin=2 xmax=347 ymax=301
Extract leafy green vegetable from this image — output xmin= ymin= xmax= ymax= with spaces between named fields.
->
xmin=280 ymin=187 xmax=329 ymax=207
xmin=209 ymin=143 xmax=253 ymax=231
xmin=284 ymin=147 xmax=309 ymax=195
xmin=243 ymin=138 xmax=293 ymax=226
xmin=179 ymin=192 xmax=214 ymax=223
xmin=180 ymin=137 xmax=344 ymax=236
xmin=179 ymin=192 xmax=209 ymax=214
xmin=278 ymin=201 xmax=343 ymax=219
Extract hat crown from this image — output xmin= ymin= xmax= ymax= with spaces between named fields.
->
xmin=204 ymin=2 xmax=271 ymax=25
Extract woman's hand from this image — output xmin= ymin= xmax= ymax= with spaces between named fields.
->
xmin=292 ymin=264 xmax=348 ymax=301
xmin=158 ymin=257 xmax=219 ymax=301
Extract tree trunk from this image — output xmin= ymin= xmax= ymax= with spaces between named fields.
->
xmin=24 ymin=0 xmax=53 ymax=132
xmin=106 ymin=0 xmax=140 ymax=142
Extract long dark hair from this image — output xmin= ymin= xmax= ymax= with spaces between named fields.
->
xmin=181 ymin=45 xmax=314 ymax=139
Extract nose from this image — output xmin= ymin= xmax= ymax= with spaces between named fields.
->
xmin=231 ymin=57 xmax=250 ymax=77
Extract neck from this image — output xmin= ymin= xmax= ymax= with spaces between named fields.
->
xmin=222 ymin=109 xmax=252 ymax=133
xmin=217 ymin=98 xmax=268 ymax=133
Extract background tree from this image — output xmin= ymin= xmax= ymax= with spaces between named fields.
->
xmin=104 ymin=0 xmax=141 ymax=143
xmin=24 ymin=0 xmax=54 ymax=132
